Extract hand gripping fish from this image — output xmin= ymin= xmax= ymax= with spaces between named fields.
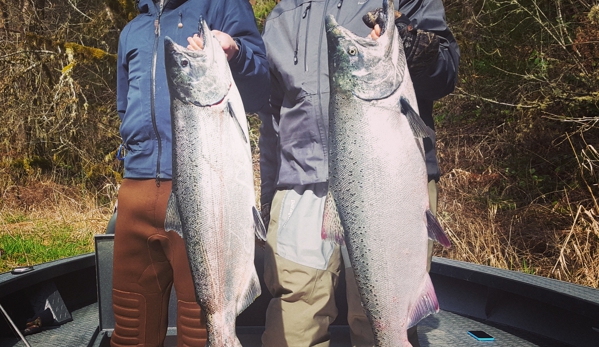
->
xmin=323 ymin=0 xmax=451 ymax=346
xmin=163 ymin=20 xmax=266 ymax=347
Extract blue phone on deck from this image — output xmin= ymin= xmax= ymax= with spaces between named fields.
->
xmin=467 ymin=330 xmax=495 ymax=341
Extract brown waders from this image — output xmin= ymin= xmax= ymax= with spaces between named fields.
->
xmin=110 ymin=179 xmax=207 ymax=347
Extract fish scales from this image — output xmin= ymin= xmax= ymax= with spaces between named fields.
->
xmin=325 ymin=0 xmax=448 ymax=346
xmin=163 ymin=20 xmax=262 ymax=347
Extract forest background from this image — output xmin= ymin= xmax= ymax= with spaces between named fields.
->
xmin=0 ymin=0 xmax=597 ymax=288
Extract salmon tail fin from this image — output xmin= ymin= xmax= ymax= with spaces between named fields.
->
xmin=322 ymin=190 xmax=345 ymax=244
xmin=407 ymin=273 xmax=440 ymax=329
xmin=400 ymin=97 xmax=435 ymax=140
xmin=236 ymin=270 xmax=262 ymax=316
xmin=426 ymin=210 xmax=451 ymax=248
xmin=252 ymin=206 xmax=267 ymax=242
xmin=164 ymin=192 xmax=183 ymax=237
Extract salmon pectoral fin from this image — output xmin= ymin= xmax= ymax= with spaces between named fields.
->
xmin=407 ymin=273 xmax=440 ymax=329
xmin=426 ymin=209 xmax=451 ymax=248
xmin=164 ymin=192 xmax=183 ymax=237
xmin=321 ymin=190 xmax=345 ymax=244
xmin=228 ymin=99 xmax=248 ymax=143
xmin=252 ymin=206 xmax=267 ymax=241
xmin=400 ymin=97 xmax=435 ymax=140
xmin=236 ymin=271 xmax=262 ymax=315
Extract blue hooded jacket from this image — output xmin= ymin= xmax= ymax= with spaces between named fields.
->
xmin=117 ymin=0 xmax=269 ymax=180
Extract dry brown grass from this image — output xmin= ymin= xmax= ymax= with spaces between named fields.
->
xmin=4 ymin=131 xmax=596 ymax=288
xmin=432 ymin=100 xmax=599 ymax=288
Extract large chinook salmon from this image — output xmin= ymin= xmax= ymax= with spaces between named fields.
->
xmin=163 ymin=20 xmax=265 ymax=347
xmin=324 ymin=0 xmax=451 ymax=346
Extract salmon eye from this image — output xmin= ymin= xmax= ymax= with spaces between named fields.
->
xmin=347 ymin=46 xmax=357 ymax=56
xmin=181 ymin=59 xmax=189 ymax=67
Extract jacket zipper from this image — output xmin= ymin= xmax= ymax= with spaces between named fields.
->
xmin=151 ymin=0 xmax=168 ymax=186
xmin=293 ymin=4 xmax=302 ymax=65
xmin=294 ymin=1 xmax=312 ymax=67
xmin=303 ymin=2 xmax=312 ymax=72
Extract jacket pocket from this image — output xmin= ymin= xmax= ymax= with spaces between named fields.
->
xmin=278 ymin=90 xmax=328 ymax=185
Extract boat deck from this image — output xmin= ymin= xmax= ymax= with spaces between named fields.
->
xmin=1 ymin=236 xmax=597 ymax=346
xmin=1 ymin=302 xmax=570 ymax=347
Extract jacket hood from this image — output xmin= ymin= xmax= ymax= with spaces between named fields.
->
xmin=138 ymin=0 xmax=189 ymax=14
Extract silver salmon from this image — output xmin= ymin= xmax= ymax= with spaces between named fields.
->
xmin=163 ymin=20 xmax=265 ymax=347
xmin=324 ymin=0 xmax=451 ymax=346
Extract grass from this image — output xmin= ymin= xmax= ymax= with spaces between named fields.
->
xmin=0 ymin=181 xmax=114 ymax=273
xmin=432 ymin=98 xmax=599 ymax=289
xmin=0 ymin=223 xmax=92 ymax=272
xmin=1 ymin=147 xmax=597 ymax=288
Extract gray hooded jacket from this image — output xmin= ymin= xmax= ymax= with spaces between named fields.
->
xmin=259 ymin=0 xmax=460 ymax=205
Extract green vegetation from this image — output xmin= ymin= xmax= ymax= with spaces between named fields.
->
xmin=253 ymin=0 xmax=278 ymax=32
xmin=0 ymin=215 xmax=95 ymax=273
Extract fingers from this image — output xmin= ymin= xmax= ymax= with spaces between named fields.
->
xmin=212 ymin=30 xmax=239 ymax=61
xmin=185 ymin=31 xmax=239 ymax=60
xmin=187 ymin=34 xmax=203 ymax=50
xmin=370 ymin=24 xmax=382 ymax=40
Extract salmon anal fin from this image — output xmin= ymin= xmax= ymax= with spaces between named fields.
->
xmin=322 ymin=191 xmax=345 ymax=245
xmin=407 ymin=273 xmax=440 ymax=329
xmin=400 ymin=97 xmax=435 ymax=140
xmin=252 ymin=206 xmax=267 ymax=242
xmin=236 ymin=269 xmax=262 ymax=316
xmin=164 ymin=192 xmax=183 ymax=237
xmin=426 ymin=209 xmax=451 ymax=248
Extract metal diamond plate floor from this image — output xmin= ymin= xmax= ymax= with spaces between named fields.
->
xmin=235 ymin=310 xmax=571 ymax=347
xmin=4 ymin=306 xmax=567 ymax=347
xmin=1 ymin=304 xmax=98 ymax=347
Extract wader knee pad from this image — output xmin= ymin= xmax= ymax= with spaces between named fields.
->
xmin=111 ymin=290 xmax=148 ymax=346
xmin=177 ymin=300 xmax=207 ymax=347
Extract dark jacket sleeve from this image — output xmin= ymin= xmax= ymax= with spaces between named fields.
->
xmin=403 ymin=0 xmax=460 ymax=101
xmin=210 ymin=0 xmax=270 ymax=113
xmin=257 ymin=70 xmax=284 ymax=206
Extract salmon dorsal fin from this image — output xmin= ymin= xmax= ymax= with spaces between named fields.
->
xmin=164 ymin=192 xmax=183 ymax=237
xmin=407 ymin=274 xmax=440 ymax=328
xmin=252 ymin=206 xmax=267 ymax=242
xmin=426 ymin=210 xmax=452 ymax=248
xmin=321 ymin=191 xmax=345 ymax=244
xmin=400 ymin=97 xmax=435 ymax=140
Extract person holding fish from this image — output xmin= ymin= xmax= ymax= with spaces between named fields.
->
xmin=258 ymin=0 xmax=459 ymax=346
xmin=111 ymin=0 xmax=268 ymax=346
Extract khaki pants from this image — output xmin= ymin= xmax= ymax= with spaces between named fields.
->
xmin=262 ymin=181 xmax=438 ymax=347
xmin=111 ymin=179 xmax=207 ymax=347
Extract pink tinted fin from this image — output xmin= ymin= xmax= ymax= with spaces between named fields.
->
xmin=426 ymin=210 xmax=451 ymax=248
xmin=407 ymin=274 xmax=440 ymax=329
xmin=322 ymin=191 xmax=345 ymax=244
